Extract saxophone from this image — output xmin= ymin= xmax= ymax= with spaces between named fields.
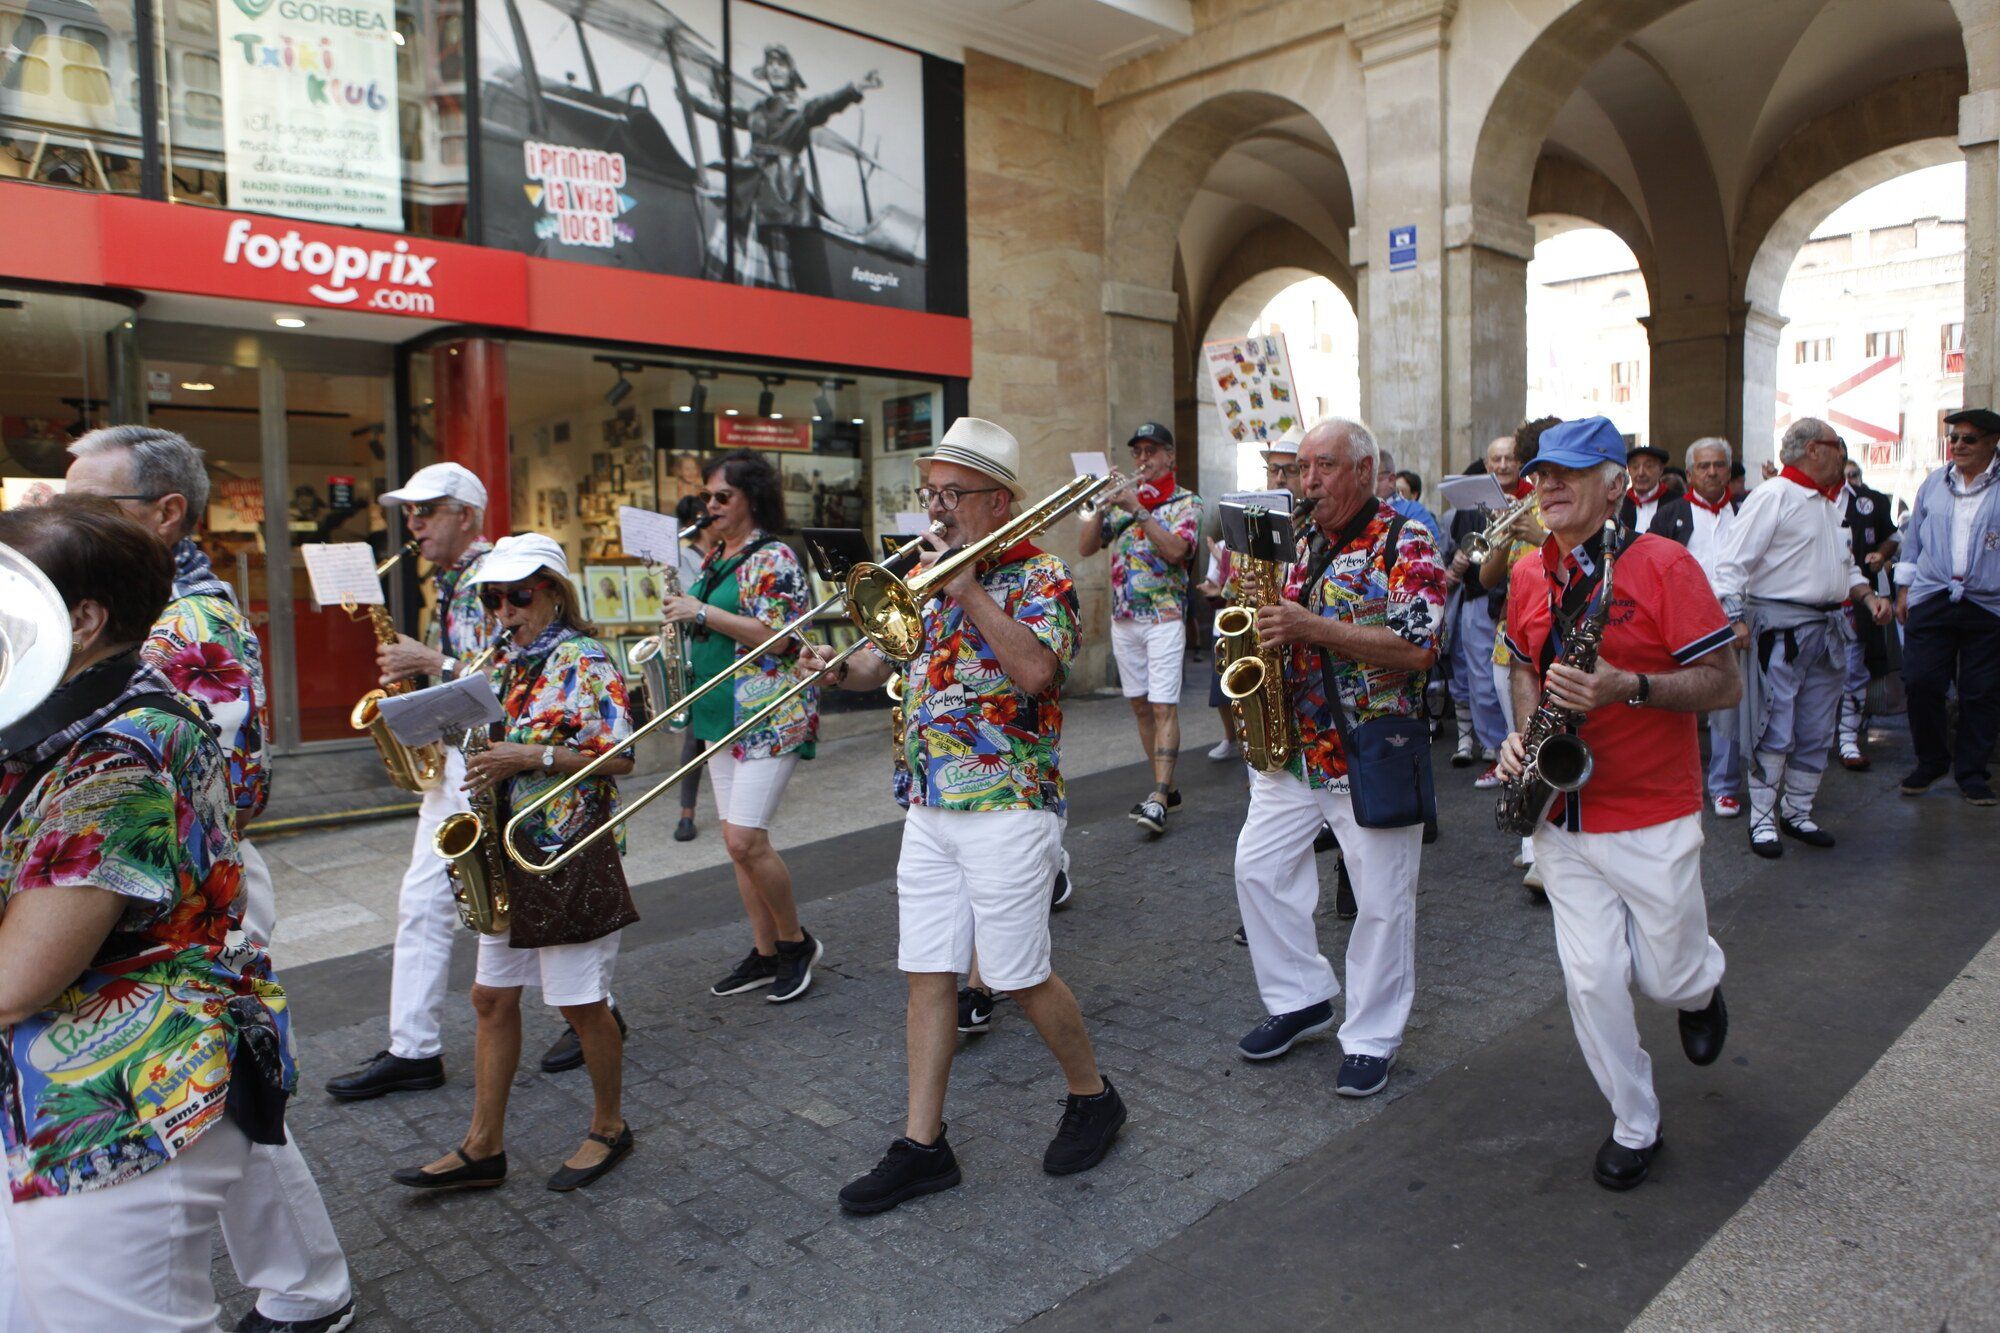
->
xmin=434 ymin=723 xmax=512 ymax=934
xmin=1211 ymin=507 xmax=1299 ymax=772
xmin=627 ymin=563 xmax=691 ymax=731
xmin=1495 ymin=520 xmax=1618 ymax=836
xmin=348 ymin=540 xmax=448 ymax=792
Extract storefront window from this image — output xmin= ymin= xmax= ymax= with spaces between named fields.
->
xmin=0 ymin=286 xmax=134 ymax=502
xmin=0 ymin=0 xmax=147 ymax=193
xmin=161 ymin=0 xmax=467 ymax=237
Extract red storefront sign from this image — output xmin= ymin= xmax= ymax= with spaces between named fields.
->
xmin=714 ymin=417 xmax=813 ymax=452
xmin=97 ymin=197 xmax=529 ymax=325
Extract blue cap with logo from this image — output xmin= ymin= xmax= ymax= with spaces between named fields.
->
xmin=1523 ymin=416 xmax=1626 ymax=475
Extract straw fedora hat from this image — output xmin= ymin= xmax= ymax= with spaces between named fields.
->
xmin=1260 ymin=426 xmax=1305 ymax=460
xmin=918 ymin=417 xmax=1027 ymax=500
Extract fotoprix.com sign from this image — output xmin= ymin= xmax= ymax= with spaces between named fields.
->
xmin=98 ymin=200 xmax=528 ymax=325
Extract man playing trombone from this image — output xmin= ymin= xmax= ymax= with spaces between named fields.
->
xmin=802 ymin=419 xmax=1127 ymax=1214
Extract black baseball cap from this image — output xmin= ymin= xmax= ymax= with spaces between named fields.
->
xmin=1128 ymin=421 xmax=1174 ymax=450
xmin=1944 ymin=407 xmax=2000 ymax=435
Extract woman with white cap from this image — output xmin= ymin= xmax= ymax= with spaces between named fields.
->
xmin=661 ymin=449 xmax=826 ymax=1005
xmin=392 ymin=533 xmax=639 ymax=1194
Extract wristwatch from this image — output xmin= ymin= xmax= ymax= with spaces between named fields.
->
xmin=540 ymin=745 xmax=556 ymax=771
xmin=694 ymin=607 xmax=708 ymax=631
xmin=1624 ymin=673 xmax=1651 ymax=708
xmin=439 ymin=655 xmax=458 ymax=680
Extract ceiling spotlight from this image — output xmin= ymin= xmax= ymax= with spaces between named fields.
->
xmin=605 ymin=363 xmax=634 ymax=407
xmin=769 ymin=411 xmax=784 ymax=419
xmin=724 ymin=408 xmax=740 ymax=416
xmin=757 ymin=387 xmax=775 ymax=417
xmin=813 ymin=379 xmax=837 ymax=421
xmin=686 ymin=371 xmax=710 ymax=418
xmin=180 ymin=381 xmax=215 ymax=392
xmin=274 ymin=316 xmax=307 ymax=329
xmin=851 ymin=416 xmax=866 ymax=425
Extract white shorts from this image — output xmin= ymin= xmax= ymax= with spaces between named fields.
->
xmin=708 ymin=750 xmax=800 ymax=830
xmin=897 ymin=805 xmax=1062 ymax=992
xmin=1111 ymin=616 xmax=1186 ymax=703
xmin=475 ymin=928 xmax=621 ymax=1006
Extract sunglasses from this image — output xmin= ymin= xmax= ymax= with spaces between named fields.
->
xmin=700 ymin=489 xmax=739 ymax=506
xmin=406 ymin=500 xmax=460 ymax=519
xmin=478 ymin=584 xmax=542 ymax=610
xmin=1947 ymin=432 xmax=1987 ymax=444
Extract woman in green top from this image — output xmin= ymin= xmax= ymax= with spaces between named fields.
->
xmin=661 ymin=451 xmax=825 ymax=1003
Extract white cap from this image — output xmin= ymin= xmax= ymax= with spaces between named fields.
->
xmin=1261 ymin=426 xmax=1305 ymax=459
xmin=379 ymin=462 xmax=488 ymax=511
xmin=918 ymin=416 xmax=1026 ymax=499
xmin=469 ymin=533 xmax=569 ymax=585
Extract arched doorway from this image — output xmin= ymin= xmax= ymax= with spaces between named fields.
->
xmin=1524 ymin=220 xmax=1650 ymax=448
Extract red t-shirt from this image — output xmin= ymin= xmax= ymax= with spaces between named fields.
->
xmin=1504 ymin=534 xmax=1734 ymax=833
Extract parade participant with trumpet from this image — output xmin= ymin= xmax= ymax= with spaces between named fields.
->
xmin=662 ymin=449 xmax=827 ymax=1004
xmin=64 ymin=428 xmax=354 ymax=1332
xmin=1079 ymin=421 xmax=1202 ymax=836
xmin=393 ymin=534 xmax=638 ymax=1195
xmin=1494 ymin=416 xmax=1737 ymax=1191
xmin=1229 ymin=420 xmax=1444 ymax=1093
xmin=327 ymin=462 xmax=509 ymax=1100
xmin=0 ymin=498 xmax=296 ymax=1328
xmin=802 ymin=418 xmax=1127 ymax=1214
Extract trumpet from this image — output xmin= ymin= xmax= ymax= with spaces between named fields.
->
xmin=505 ymin=475 xmax=1116 ymax=874
xmin=1077 ymin=469 xmax=1132 ymax=522
xmin=347 ymin=540 xmax=448 ymax=792
xmin=1465 ymin=492 xmax=1538 ymax=565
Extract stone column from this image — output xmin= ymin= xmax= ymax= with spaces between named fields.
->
xmin=1641 ymin=302 xmax=1737 ymax=458
xmin=1444 ymin=203 xmax=1533 ymax=476
xmin=1103 ymin=281 xmax=1179 ymax=445
xmin=1351 ymin=1 xmax=1455 ymax=484
xmin=1735 ymin=303 xmax=1789 ymax=471
xmin=1960 ymin=88 xmax=2000 ymax=411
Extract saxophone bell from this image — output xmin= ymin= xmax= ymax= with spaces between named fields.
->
xmin=436 ymin=727 xmax=512 ymax=935
xmin=348 ymin=538 xmax=447 ymax=793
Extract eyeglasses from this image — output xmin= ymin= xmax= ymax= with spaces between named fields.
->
xmin=916 ymin=484 xmax=1002 ymax=511
xmin=1268 ymin=463 xmax=1300 ymax=478
xmin=478 ymin=584 xmax=542 ymax=610
xmin=700 ymin=489 xmax=738 ymax=506
xmin=406 ymin=500 xmax=460 ymax=519
xmin=100 ymin=493 xmax=166 ymax=503
xmin=1128 ymin=443 xmax=1172 ymax=459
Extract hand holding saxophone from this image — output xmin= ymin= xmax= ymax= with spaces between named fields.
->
xmin=461 ymin=741 xmax=543 ymax=794
xmin=377 ymin=631 xmax=443 ymax=685
xmin=1253 ymin=598 xmax=1319 ymax=649
xmin=659 ymin=592 xmax=706 ymax=625
xmin=1542 ymin=659 xmax=1637 ymax=713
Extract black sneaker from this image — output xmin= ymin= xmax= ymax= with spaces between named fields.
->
xmin=234 ymin=1300 xmax=358 ymax=1333
xmin=1900 ymin=767 xmax=1948 ymax=795
xmin=1336 ymin=1051 xmax=1396 ymax=1097
xmin=1593 ymin=1132 xmax=1661 ymax=1191
xmin=1131 ymin=796 xmax=1168 ymax=835
xmin=1963 ymin=779 xmax=1998 ymax=807
xmin=1232 ymin=923 xmax=1248 ymax=946
xmin=1237 ymin=1001 xmax=1335 ymax=1060
xmin=710 ymin=949 xmax=779 ymax=996
xmin=1050 ymin=849 xmax=1074 ymax=910
xmin=1165 ymin=788 xmax=1183 ymax=810
xmin=1042 ymin=1079 xmax=1127 ymax=1175
xmin=1314 ymin=822 xmax=1338 ymax=854
xmin=539 ymin=1002 xmax=627 ymax=1074
xmin=958 ymin=986 xmax=997 ymax=1034
xmin=1678 ymin=986 xmax=1727 ymax=1065
xmin=839 ymin=1130 xmax=962 ymax=1214
xmin=1335 ymin=860 xmax=1357 ymax=920
xmin=767 ymin=931 xmax=823 ymax=1003
xmin=325 ymin=1051 xmax=444 ymax=1101
xmin=672 ymin=816 xmax=697 ymax=842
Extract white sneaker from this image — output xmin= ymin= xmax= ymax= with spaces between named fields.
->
xmin=1207 ymin=738 xmax=1241 ymax=761
xmin=1523 ymin=864 xmax=1545 ymax=892
xmin=1481 ymin=746 xmax=1498 ymax=763
xmin=1474 ymin=765 xmax=1503 ymax=790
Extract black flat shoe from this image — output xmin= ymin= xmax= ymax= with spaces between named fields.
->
xmin=548 ymin=1125 xmax=634 ymax=1192
xmin=1593 ymin=1133 xmax=1660 ymax=1191
xmin=391 ymin=1146 xmax=506 ymax=1191
xmin=1749 ymin=833 xmax=1782 ymax=860
xmin=1778 ymin=816 xmax=1835 ymax=848
xmin=539 ymin=1002 xmax=627 ymax=1074
xmin=1678 ymin=986 xmax=1727 ymax=1066
xmin=673 ymin=816 xmax=697 ymax=842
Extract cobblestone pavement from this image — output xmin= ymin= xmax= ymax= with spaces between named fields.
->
xmin=219 ymin=717 xmax=1832 ymax=1330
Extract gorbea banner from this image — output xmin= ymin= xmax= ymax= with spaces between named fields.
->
xmin=217 ymin=0 xmax=404 ymax=229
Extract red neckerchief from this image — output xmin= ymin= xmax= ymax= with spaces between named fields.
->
xmin=977 ymin=538 xmax=1043 ymax=574
xmin=1779 ymin=464 xmax=1841 ymax=502
xmin=1627 ymin=484 xmax=1663 ymax=507
xmin=1136 ymin=471 xmax=1178 ymax=510
xmin=1509 ymin=477 xmax=1534 ymax=500
xmin=1687 ymin=488 xmax=1731 ymax=516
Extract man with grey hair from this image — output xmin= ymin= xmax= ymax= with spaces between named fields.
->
xmin=64 ymin=426 xmax=356 ymax=1332
xmin=1678 ymin=436 xmax=1745 ymax=815
xmin=1230 ymin=418 xmax=1444 ymax=1097
xmin=1376 ymin=444 xmax=1442 ymax=541
xmin=1714 ymin=417 xmax=1891 ymax=857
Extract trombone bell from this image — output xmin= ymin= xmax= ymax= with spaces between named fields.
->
xmin=843 ymin=563 xmax=925 ymax=661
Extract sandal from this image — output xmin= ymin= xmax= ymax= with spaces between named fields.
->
xmin=547 ymin=1123 xmax=634 ymax=1192
xmin=391 ymin=1145 xmax=507 ymax=1191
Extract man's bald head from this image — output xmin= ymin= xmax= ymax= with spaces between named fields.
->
xmin=1299 ymin=417 xmax=1379 ymax=531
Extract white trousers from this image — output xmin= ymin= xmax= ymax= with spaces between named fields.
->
xmin=6 ymin=1120 xmax=254 ymax=1332
xmin=239 ymin=840 xmax=276 ymax=950
xmin=1533 ymin=813 xmax=1725 ymax=1149
xmin=217 ymin=1137 xmax=353 ymax=1323
xmin=389 ymin=748 xmax=471 ymax=1060
xmin=1234 ymin=767 xmax=1421 ymax=1058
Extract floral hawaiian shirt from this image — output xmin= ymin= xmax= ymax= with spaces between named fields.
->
xmin=696 ymin=536 xmax=819 ymax=761
xmin=0 ymin=659 xmax=293 ymax=1202
xmin=1104 ymin=488 xmax=1202 ymax=623
xmin=427 ymin=539 xmax=499 ymax=664
xmin=1282 ymin=503 xmax=1446 ymax=791
xmin=495 ymin=625 xmax=634 ymax=853
xmin=892 ymin=543 xmax=1079 ymax=814
xmin=143 ymin=541 xmax=271 ymax=829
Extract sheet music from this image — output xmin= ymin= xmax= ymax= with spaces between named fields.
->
xmin=1070 ymin=451 xmax=1110 ymax=479
xmin=301 ymin=543 xmax=383 ymax=608
xmin=618 ymin=506 xmax=680 ymax=564
xmin=892 ymin=511 xmax=930 ymax=538
xmin=1437 ymin=473 xmax=1509 ymax=512
xmin=375 ymin=674 xmax=505 ymax=748
xmin=1222 ymin=489 xmax=1295 ymax=514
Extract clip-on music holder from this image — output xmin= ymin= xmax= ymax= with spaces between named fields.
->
xmin=801 ymin=528 xmax=871 ymax=584
xmin=1220 ymin=502 xmax=1297 ymax=563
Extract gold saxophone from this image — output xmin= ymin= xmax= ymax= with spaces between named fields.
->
xmin=628 ymin=563 xmax=692 ymax=731
xmin=434 ymin=722 xmax=512 ymax=935
xmin=1212 ymin=512 xmax=1299 ymax=772
xmin=348 ymin=540 xmax=448 ymax=793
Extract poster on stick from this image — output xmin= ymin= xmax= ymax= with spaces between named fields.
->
xmin=217 ymin=0 xmax=404 ymax=228
xmin=1202 ymin=334 xmax=1302 ymax=445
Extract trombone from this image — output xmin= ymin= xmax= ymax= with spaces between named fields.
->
xmin=503 ymin=470 xmax=1118 ymax=875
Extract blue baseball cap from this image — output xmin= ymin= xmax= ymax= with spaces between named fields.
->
xmin=1523 ymin=416 xmax=1625 ymax=475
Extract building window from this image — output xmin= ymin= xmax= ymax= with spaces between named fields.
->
xmin=1610 ymin=359 xmax=1639 ymax=403
xmin=1942 ymin=322 xmax=1966 ymax=375
xmin=1794 ymin=337 xmax=1835 ymax=364
xmin=0 ymin=0 xmax=145 ymax=192
xmin=1864 ymin=330 xmax=1904 ymax=359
